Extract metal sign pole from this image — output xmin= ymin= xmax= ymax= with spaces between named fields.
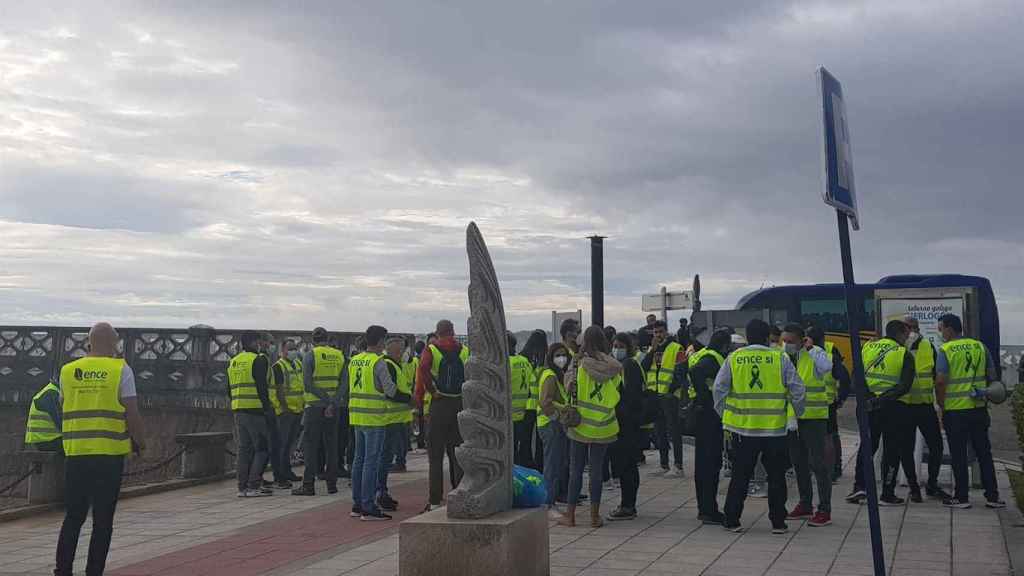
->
xmin=660 ymin=286 xmax=668 ymax=324
xmin=837 ymin=210 xmax=886 ymax=576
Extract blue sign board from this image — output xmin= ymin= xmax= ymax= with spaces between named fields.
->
xmin=818 ymin=67 xmax=859 ymax=230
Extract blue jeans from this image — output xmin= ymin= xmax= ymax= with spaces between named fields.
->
xmin=352 ymin=426 xmax=386 ymax=513
xmin=538 ymin=421 xmax=568 ymax=507
xmin=378 ymin=424 xmax=403 ymax=497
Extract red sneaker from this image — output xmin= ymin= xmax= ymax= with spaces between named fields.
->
xmin=808 ymin=511 xmax=832 ymax=527
xmin=786 ymin=503 xmax=813 ymax=520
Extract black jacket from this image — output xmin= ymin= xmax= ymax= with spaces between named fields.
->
xmin=615 ymin=358 xmax=645 ymax=434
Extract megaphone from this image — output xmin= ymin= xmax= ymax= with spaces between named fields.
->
xmin=984 ymin=381 xmax=1008 ymax=405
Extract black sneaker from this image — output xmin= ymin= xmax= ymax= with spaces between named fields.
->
xmin=607 ymin=507 xmax=637 ymax=521
xmin=291 ymin=485 xmax=315 ymax=496
xmin=350 ymin=505 xmax=363 ymax=518
xmin=771 ymin=524 xmax=788 ymax=535
xmin=262 ymin=479 xmax=275 ymax=489
xmin=378 ymin=495 xmax=398 ymax=512
xmin=986 ymin=499 xmax=1007 ymax=509
xmin=926 ymin=486 xmax=952 ymax=500
xmin=943 ymin=497 xmax=971 ymax=509
xmin=845 ymin=488 xmax=867 ymax=503
xmin=909 ymin=490 xmax=923 ymax=504
xmin=723 ymin=523 xmax=744 ymax=533
xmin=701 ymin=513 xmax=724 ymax=526
xmin=326 ymin=484 xmax=338 ymax=495
xmin=879 ymin=495 xmax=905 ymax=506
xmin=360 ymin=510 xmax=393 ymax=521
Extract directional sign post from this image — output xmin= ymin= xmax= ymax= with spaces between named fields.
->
xmin=819 ymin=66 xmax=885 ymax=576
xmin=642 ymin=288 xmax=694 ymax=324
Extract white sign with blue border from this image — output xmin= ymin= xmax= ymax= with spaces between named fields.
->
xmin=818 ymin=67 xmax=859 ymax=230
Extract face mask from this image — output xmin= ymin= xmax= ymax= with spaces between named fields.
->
xmin=554 ymin=356 xmax=569 ymax=369
xmin=784 ymin=343 xmax=800 ymax=356
xmin=612 ymin=349 xmax=627 ymax=361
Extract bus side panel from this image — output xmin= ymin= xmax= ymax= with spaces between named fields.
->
xmin=824 ymin=330 xmax=877 ymax=374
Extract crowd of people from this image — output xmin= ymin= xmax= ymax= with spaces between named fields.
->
xmin=24 ymin=310 xmax=1008 ymax=574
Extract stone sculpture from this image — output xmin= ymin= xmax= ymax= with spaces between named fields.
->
xmin=446 ymin=222 xmax=514 ymax=519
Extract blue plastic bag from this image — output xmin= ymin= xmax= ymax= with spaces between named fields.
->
xmin=512 ymin=465 xmax=547 ymax=508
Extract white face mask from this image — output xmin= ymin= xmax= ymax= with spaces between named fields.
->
xmin=554 ymin=355 xmax=569 ymax=369
xmin=612 ymin=348 xmax=627 ymax=361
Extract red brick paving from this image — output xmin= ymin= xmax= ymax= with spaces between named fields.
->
xmin=108 ymin=478 xmax=427 ymax=576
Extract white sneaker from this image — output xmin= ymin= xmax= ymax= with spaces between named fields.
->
xmin=237 ymin=490 xmax=247 ymax=498
xmin=665 ymin=468 xmax=685 ymax=479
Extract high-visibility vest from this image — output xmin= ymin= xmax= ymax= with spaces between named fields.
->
xmin=272 ymin=358 xmax=305 ymax=414
xmin=722 ymin=347 xmax=788 ymax=437
xmin=228 ymin=351 xmax=265 ymax=411
xmin=305 ymin=346 xmax=344 ymax=405
xmin=795 ymin=348 xmax=829 ymax=420
xmin=348 ymin=352 xmax=388 ymax=427
xmin=526 ymin=363 xmax=542 ymax=413
xmin=428 ymin=344 xmax=470 ymax=396
xmin=900 ymin=339 xmax=936 ymax=405
xmin=25 ymin=382 xmax=61 ymax=444
xmin=61 ymin=357 xmax=130 ymax=456
xmin=862 ymin=339 xmax=906 ymax=396
xmin=823 ymin=342 xmax=837 ymax=403
xmin=423 ymin=392 xmax=432 ymax=415
xmin=509 ymin=355 xmax=533 ymax=423
xmin=383 ymin=357 xmax=413 ymax=425
xmin=940 ymin=338 xmax=988 ymax=411
xmin=687 ymin=348 xmax=724 ymax=400
xmin=570 ymin=366 xmax=621 ymax=442
xmin=645 ymin=342 xmax=682 ymax=395
xmin=536 ymin=368 xmax=566 ymax=429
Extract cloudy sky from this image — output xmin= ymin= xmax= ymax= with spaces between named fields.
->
xmin=2 ymin=1 xmax=1022 ymax=341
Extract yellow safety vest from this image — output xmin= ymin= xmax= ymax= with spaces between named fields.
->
xmin=569 ymin=365 xmax=621 ymax=442
xmin=272 ymin=358 xmax=305 ymax=414
xmin=862 ymin=339 xmax=906 ymax=396
xmin=305 ymin=346 xmax=344 ymax=405
xmin=25 ymin=382 xmax=61 ymax=444
xmin=348 ymin=352 xmax=388 ymax=427
xmin=509 ymin=355 xmax=533 ymax=422
xmin=61 ymin=357 xmax=130 ymax=456
xmin=383 ymin=357 xmax=413 ymax=425
xmin=823 ymin=342 xmax=837 ymax=403
xmin=645 ymin=341 xmax=683 ymax=396
xmin=526 ymin=363 xmax=542 ymax=413
xmin=900 ymin=339 xmax=936 ymax=405
xmin=940 ymin=338 xmax=988 ymax=412
xmin=795 ymin=348 xmax=829 ymax=420
xmin=428 ymin=344 xmax=470 ymax=396
xmin=536 ymin=368 xmax=566 ymax=429
xmin=228 ymin=351 xmax=265 ymax=411
xmin=687 ymin=348 xmax=724 ymax=400
xmin=722 ymin=347 xmax=788 ymax=437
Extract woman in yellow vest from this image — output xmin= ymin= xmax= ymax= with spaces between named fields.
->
xmin=559 ymin=326 xmax=623 ymax=528
xmin=537 ymin=342 xmax=572 ymax=518
xmin=520 ymin=330 xmax=549 ymax=470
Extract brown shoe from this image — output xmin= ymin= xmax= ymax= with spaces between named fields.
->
xmin=557 ymin=505 xmax=576 ymax=527
xmin=590 ymin=504 xmax=604 ymax=528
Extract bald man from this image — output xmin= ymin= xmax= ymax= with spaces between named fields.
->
xmin=55 ymin=323 xmax=146 ymax=576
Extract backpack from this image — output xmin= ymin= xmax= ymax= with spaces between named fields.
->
xmin=434 ymin=347 xmax=467 ymax=396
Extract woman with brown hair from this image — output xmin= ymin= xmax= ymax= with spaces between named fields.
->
xmin=560 ymin=325 xmax=623 ymax=528
xmin=536 ymin=341 xmax=572 ymax=518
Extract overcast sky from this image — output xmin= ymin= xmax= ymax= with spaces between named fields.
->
xmin=2 ymin=1 xmax=1022 ymax=341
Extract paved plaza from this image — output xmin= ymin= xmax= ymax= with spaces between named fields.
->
xmin=0 ymin=434 xmax=1018 ymax=576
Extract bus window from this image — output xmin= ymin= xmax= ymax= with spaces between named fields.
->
xmin=800 ymin=298 xmax=874 ymax=332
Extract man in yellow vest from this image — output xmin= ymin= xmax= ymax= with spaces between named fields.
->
xmin=934 ymin=314 xmax=1004 ymax=508
xmin=806 ymin=327 xmax=851 ymax=483
xmin=780 ymin=324 xmax=834 ymax=527
xmin=560 ymin=318 xmax=581 ymax=357
xmin=509 ymin=332 xmax=535 ymax=467
xmin=688 ymin=329 xmax=732 ymax=525
xmin=714 ymin=319 xmax=806 ymax=534
xmin=376 ymin=335 xmax=414 ymax=512
xmin=641 ymin=320 xmax=687 ymax=477
xmin=292 ymin=327 xmax=345 ymax=496
xmin=847 ymin=320 xmax=915 ymax=506
xmin=228 ymin=332 xmax=275 ymax=497
xmin=54 ymin=322 xmax=146 ymax=576
xmin=24 ymin=381 xmax=62 ymax=452
xmin=271 ymin=339 xmax=305 ymax=488
xmin=898 ymin=316 xmax=952 ymax=503
xmin=349 ymin=325 xmax=401 ymax=520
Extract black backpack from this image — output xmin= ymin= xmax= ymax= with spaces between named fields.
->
xmin=434 ymin=347 xmax=466 ymax=396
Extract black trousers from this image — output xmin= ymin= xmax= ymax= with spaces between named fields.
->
xmin=514 ymin=416 xmax=535 ymax=468
xmin=55 ymin=455 xmax=124 ymax=576
xmin=900 ymin=403 xmax=944 ymax=491
xmin=853 ymin=404 xmax=903 ymax=496
xmin=944 ymin=407 xmax=999 ymax=502
xmin=655 ymin=394 xmax=683 ymax=469
xmin=694 ymin=409 xmax=724 ymax=518
xmin=302 ymin=406 xmax=338 ymax=488
xmin=533 ymin=417 xmax=545 ymax=473
xmin=337 ymin=409 xmax=351 ymax=472
xmin=723 ymin=434 xmax=788 ymax=528
xmin=610 ymin=430 xmax=640 ymax=509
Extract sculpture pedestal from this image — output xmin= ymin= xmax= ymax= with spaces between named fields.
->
xmin=399 ymin=507 xmax=549 ymax=576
